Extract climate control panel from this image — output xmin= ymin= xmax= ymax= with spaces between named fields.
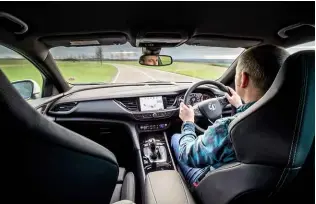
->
xmin=138 ymin=122 xmax=169 ymax=132
xmin=133 ymin=110 xmax=175 ymax=121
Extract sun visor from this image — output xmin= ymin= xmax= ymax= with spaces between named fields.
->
xmin=40 ymin=33 xmax=127 ymax=48
xmin=186 ymin=35 xmax=262 ymax=48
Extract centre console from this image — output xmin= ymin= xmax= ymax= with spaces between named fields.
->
xmin=139 ymin=132 xmax=175 ymax=174
xmin=138 ymin=131 xmax=196 ymax=204
xmin=134 ymin=95 xmax=196 ymax=204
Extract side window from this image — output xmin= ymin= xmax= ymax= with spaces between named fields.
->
xmin=0 ymin=45 xmax=44 ymax=100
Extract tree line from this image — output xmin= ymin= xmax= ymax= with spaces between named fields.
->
xmin=57 ymin=47 xmax=104 ymax=64
xmin=57 ymin=47 xmax=137 ymax=64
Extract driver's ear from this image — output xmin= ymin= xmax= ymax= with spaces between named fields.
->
xmin=240 ymin=71 xmax=249 ymax=88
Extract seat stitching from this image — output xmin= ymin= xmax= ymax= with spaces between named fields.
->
xmin=272 ymin=54 xmax=305 ymax=195
xmin=205 ymin=163 xmax=241 ymax=175
xmin=279 ymin=55 xmax=308 ymax=189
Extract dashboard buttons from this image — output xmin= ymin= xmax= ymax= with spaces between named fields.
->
xmin=138 ymin=123 xmax=169 ymax=132
xmin=159 ymin=124 xmax=167 ymax=129
xmin=133 ymin=111 xmax=175 ymax=121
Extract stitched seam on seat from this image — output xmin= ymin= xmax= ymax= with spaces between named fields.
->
xmin=273 ymin=58 xmax=298 ymax=188
xmin=275 ymin=55 xmax=308 ymax=192
xmin=199 ymin=163 xmax=243 ymax=185
xmin=279 ymin=55 xmax=308 ymax=189
xmin=147 ymin=176 xmax=158 ymax=204
xmin=206 ymin=163 xmax=241 ymax=175
xmin=271 ymin=54 xmax=305 ymax=196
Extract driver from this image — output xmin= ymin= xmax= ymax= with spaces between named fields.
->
xmin=171 ymin=44 xmax=289 ymax=187
xmin=140 ymin=55 xmax=159 ymax=66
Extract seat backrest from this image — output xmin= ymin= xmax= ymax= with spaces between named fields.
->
xmin=0 ymin=70 xmax=119 ymax=203
xmin=195 ymin=51 xmax=315 ymax=204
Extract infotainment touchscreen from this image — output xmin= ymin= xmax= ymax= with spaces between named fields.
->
xmin=139 ymin=96 xmax=164 ymax=112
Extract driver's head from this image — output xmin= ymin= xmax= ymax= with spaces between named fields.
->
xmin=235 ymin=44 xmax=289 ymax=102
xmin=141 ymin=55 xmax=159 ymax=66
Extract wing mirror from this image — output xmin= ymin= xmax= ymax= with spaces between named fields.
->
xmin=139 ymin=55 xmax=173 ymax=66
xmin=11 ymin=80 xmax=41 ymax=100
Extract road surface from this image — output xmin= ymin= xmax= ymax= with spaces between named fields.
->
xmin=110 ymin=64 xmax=200 ymax=83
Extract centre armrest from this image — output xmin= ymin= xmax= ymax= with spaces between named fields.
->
xmin=144 ymin=170 xmax=196 ymax=204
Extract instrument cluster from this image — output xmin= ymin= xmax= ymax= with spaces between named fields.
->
xmin=178 ymin=92 xmax=212 ymax=106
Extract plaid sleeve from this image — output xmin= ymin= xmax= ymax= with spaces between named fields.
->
xmin=179 ymin=118 xmax=236 ymax=168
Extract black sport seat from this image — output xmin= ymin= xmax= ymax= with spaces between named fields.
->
xmin=0 ymin=71 xmax=135 ymax=203
xmin=195 ymin=51 xmax=315 ymax=204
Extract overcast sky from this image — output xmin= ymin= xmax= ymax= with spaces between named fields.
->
xmin=0 ymin=41 xmax=314 ymax=59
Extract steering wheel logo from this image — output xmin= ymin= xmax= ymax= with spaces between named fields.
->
xmin=208 ymin=103 xmax=216 ymax=111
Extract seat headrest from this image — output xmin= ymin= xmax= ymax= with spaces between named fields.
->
xmin=229 ymin=50 xmax=315 ymax=168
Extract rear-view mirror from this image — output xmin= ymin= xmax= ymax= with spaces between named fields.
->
xmin=12 ymin=80 xmax=41 ymax=100
xmin=139 ymin=55 xmax=173 ymax=66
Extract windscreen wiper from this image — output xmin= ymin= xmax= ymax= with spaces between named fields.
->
xmin=70 ymin=82 xmax=109 ymax=85
xmin=142 ymin=81 xmax=178 ymax=85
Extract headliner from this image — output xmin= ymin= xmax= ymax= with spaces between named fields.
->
xmin=0 ymin=2 xmax=315 ymax=48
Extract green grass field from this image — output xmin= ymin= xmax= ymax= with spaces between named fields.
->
xmin=0 ymin=59 xmax=117 ymax=87
xmin=0 ymin=59 xmax=227 ymax=87
xmin=153 ymin=62 xmax=227 ymax=80
xmin=0 ymin=59 xmax=44 ymax=87
xmin=56 ymin=61 xmax=117 ymax=83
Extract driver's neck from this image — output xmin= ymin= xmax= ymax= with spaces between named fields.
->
xmin=242 ymin=88 xmax=263 ymax=104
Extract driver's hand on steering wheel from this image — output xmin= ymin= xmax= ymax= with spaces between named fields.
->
xmin=179 ymin=102 xmax=195 ymax=123
xmin=225 ymin=87 xmax=243 ymax=108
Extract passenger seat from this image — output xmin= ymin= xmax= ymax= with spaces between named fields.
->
xmin=0 ymin=69 xmax=136 ymax=203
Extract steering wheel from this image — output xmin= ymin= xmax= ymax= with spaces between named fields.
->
xmin=183 ymin=80 xmax=236 ymax=133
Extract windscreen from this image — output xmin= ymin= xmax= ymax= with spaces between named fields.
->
xmin=48 ymin=41 xmax=313 ymax=84
xmin=49 ymin=43 xmax=244 ymax=84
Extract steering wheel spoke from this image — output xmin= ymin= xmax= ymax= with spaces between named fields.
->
xmin=193 ymin=104 xmax=203 ymax=117
xmin=218 ymin=96 xmax=229 ymax=108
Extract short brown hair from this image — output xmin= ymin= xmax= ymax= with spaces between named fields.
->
xmin=237 ymin=44 xmax=290 ymax=92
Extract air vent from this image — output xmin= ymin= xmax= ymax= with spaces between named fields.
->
xmin=51 ymin=102 xmax=78 ymax=112
xmin=164 ymin=95 xmax=177 ymax=108
xmin=116 ymin=98 xmax=139 ymax=111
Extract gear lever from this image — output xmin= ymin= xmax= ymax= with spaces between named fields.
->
xmin=149 ymin=138 xmax=156 ymax=151
xmin=149 ymin=138 xmax=158 ymax=160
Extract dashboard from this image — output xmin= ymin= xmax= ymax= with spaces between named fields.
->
xmin=45 ymin=84 xmax=224 ymax=132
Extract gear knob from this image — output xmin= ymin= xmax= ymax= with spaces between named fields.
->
xmin=150 ymin=152 xmax=158 ymax=160
xmin=149 ymin=138 xmax=156 ymax=151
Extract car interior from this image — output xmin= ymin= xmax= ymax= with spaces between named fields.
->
xmin=0 ymin=2 xmax=315 ymax=204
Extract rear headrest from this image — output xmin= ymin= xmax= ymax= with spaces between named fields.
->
xmin=229 ymin=50 xmax=315 ymax=168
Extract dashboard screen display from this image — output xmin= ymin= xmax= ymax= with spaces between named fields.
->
xmin=139 ymin=96 xmax=164 ymax=112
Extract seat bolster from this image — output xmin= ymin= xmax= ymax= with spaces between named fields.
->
xmin=121 ymin=172 xmax=136 ymax=202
